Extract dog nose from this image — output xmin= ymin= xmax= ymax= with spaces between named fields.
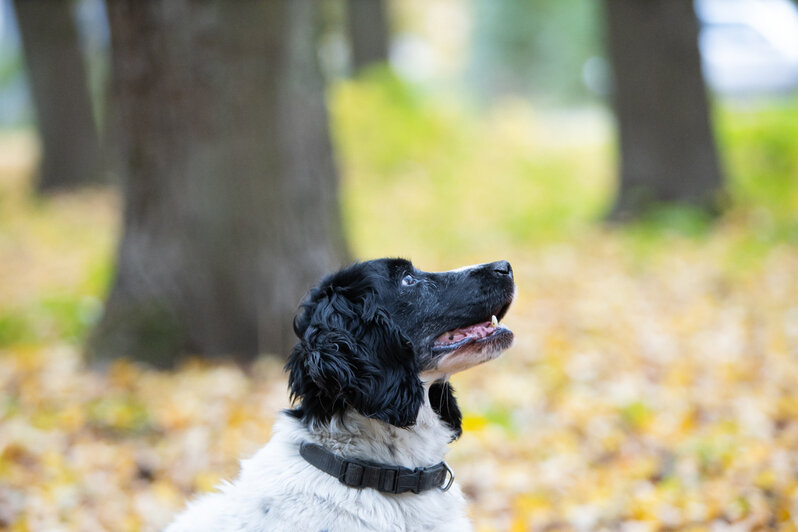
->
xmin=491 ymin=261 xmax=513 ymax=278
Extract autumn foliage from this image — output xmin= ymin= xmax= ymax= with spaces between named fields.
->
xmin=3 ymin=222 xmax=798 ymax=530
xmin=2 ymin=81 xmax=798 ymax=530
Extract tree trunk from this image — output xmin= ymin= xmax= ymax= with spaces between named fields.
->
xmin=604 ymin=0 xmax=723 ymax=219
xmin=346 ymin=0 xmax=390 ymax=73
xmin=13 ymin=0 xmax=102 ymax=192
xmin=88 ymin=0 xmax=348 ymax=367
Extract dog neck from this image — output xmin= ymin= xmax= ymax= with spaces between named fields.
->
xmin=289 ymin=384 xmax=455 ymax=469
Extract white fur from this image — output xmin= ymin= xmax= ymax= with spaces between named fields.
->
xmin=165 ymin=386 xmax=472 ymax=532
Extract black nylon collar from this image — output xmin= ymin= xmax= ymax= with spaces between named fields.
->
xmin=299 ymin=442 xmax=454 ymax=494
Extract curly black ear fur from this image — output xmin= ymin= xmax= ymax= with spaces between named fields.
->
xmin=285 ymin=267 xmax=424 ymax=428
xmin=428 ymin=381 xmax=462 ymax=441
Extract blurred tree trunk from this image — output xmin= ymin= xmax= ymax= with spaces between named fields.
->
xmin=88 ymin=0 xmax=347 ymax=367
xmin=604 ymin=0 xmax=723 ymax=219
xmin=13 ymin=0 xmax=102 ymax=192
xmin=346 ymin=0 xmax=390 ymax=73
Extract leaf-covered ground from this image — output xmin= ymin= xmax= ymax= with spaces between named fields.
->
xmin=2 ymin=86 xmax=798 ymax=530
xmin=3 ymin=219 xmax=798 ymax=530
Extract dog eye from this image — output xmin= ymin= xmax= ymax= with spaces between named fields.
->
xmin=401 ymin=274 xmax=417 ymax=287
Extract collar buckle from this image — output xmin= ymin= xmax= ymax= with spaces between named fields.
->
xmin=439 ymin=461 xmax=455 ymax=491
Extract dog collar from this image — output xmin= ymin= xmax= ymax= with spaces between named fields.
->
xmin=299 ymin=442 xmax=455 ymax=494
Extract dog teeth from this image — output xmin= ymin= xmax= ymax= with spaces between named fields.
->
xmin=491 ymin=315 xmax=498 ymax=327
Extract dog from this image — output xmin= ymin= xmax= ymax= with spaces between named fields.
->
xmin=166 ymin=258 xmax=515 ymax=532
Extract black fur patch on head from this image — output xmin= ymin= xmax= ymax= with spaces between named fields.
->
xmin=285 ymin=257 xmax=514 ymax=431
xmin=428 ymin=381 xmax=462 ymax=441
xmin=285 ymin=261 xmax=425 ymax=428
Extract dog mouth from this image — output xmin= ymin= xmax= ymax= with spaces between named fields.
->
xmin=430 ymin=302 xmax=513 ymax=356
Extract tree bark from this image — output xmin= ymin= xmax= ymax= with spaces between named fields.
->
xmin=13 ymin=0 xmax=102 ymax=192
xmin=346 ymin=0 xmax=390 ymax=73
xmin=604 ymin=0 xmax=723 ymax=219
xmin=88 ymin=0 xmax=348 ymax=367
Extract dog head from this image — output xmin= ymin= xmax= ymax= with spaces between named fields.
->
xmin=285 ymin=258 xmax=515 ymax=431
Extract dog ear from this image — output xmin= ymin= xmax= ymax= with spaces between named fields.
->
xmin=428 ymin=381 xmax=462 ymax=441
xmin=286 ymin=276 xmax=424 ymax=428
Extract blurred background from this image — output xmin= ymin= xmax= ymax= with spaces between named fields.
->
xmin=1 ymin=0 xmax=797 ymax=530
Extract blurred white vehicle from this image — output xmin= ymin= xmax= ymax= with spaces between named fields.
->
xmin=696 ymin=0 xmax=798 ymax=95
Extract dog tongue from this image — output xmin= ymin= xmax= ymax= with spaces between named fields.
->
xmin=435 ymin=321 xmax=494 ymax=345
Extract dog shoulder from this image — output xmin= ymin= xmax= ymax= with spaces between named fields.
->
xmin=163 ymin=486 xmax=239 ymax=532
xmin=165 ymin=415 xmax=472 ymax=532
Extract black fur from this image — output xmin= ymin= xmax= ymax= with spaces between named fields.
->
xmin=285 ymin=258 xmax=514 ymax=431
xmin=428 ymin=381 xmax=463 ymax=440
xmin=285 ymin=261 xmax=423 ymax=427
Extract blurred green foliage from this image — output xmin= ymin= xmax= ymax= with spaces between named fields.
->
xmin=468 ymin=0 xmax=604 ymax=103
xmin=717 ymin=101 xmax=798 ymax=235
xmin=0 ymin=295 xmax=102 ymax=347
xmin=333 ymin=70 xmax=798 ymax=255
xmin=0 ymin=185 xmax=111 ymax=348
xmin=332 ymin=68 xmax=613 ymax=260
xmin=2 ymin=72 xmax=798 ymax=350
xmin=0 ymin=312 xmax=27 ymax=346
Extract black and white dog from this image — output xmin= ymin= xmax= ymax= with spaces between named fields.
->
xmin=167 ymin=258 xmax=515 ymax=532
